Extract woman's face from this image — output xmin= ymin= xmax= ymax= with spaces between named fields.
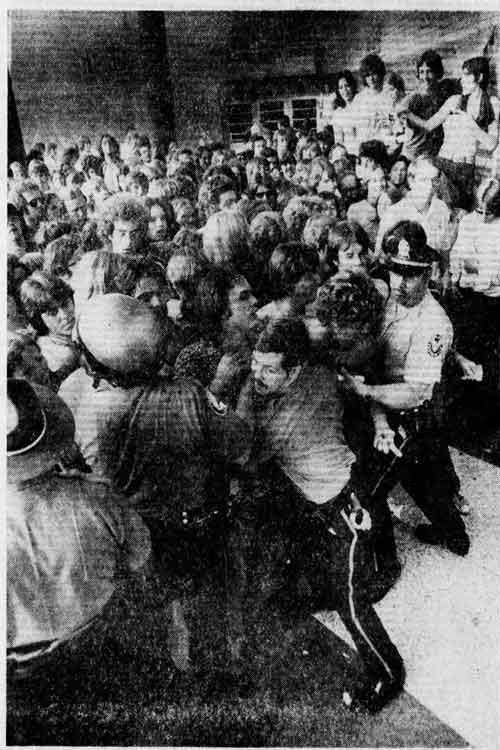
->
xmin=148 ymin=205 xmax=168 ymax=241
xmin=364 ymin=71 xmax=383 ymax=91
xmin=390 ymin=160 xmax=408 ymax=187
xmin=41 ymin=298 xmax=75 ymax=337
xmin=338 ymin=77 xmax=354 ymax=103
xmin=387 ymin=85 xmax=401 ymax=105
xmin=461 ymin=67 xmax=479 ymax=97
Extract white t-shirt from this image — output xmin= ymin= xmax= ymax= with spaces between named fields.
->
xmin=450 ymin=212 xmax=500 ymax=297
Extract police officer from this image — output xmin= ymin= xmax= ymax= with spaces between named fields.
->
xmin=235 ymin=318 xmax=405 ymax=713
xmin=342 ymin=220 xmax=470 ymax=561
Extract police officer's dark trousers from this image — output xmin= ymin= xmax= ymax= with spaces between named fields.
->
xmin=369 ymin=405 xmax=468 ymax=552
xmin=229 ymin=463 xmax=404 ymax=692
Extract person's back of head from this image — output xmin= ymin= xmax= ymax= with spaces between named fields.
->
xmin=268 ymin=241 xmax=317 ymax=300
xmin=256 ymin=317 xmax=310 ymax=371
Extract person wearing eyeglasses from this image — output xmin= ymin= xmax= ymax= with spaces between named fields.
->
xmin=17 ymin=180 xmax=46 ymax=242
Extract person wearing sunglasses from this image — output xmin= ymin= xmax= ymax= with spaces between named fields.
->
xmin=18 ymin=180 xmax=46 ymax=240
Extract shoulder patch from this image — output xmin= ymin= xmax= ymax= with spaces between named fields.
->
xmin=427 ymin=333 xmax=444 ymax=358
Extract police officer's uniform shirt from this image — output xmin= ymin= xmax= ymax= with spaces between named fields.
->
xmin=381 ymin=291 xmax=453 ymax=387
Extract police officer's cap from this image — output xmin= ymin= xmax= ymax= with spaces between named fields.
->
xmin=382 ymin=220 xmax=439 ymax=276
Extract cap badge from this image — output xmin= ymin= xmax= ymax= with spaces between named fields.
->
xmin=398 ymin=239 xmax=411 ymax=260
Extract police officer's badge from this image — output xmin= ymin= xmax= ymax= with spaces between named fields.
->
xmin=427 ymin=333 xmax=443 ymax=357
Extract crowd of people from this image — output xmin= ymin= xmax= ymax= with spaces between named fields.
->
xmin=7 ymin=48 xmax=500 ymax=713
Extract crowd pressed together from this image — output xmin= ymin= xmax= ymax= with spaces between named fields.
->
xmin=7 ymin=49 xmax=500 ymax=713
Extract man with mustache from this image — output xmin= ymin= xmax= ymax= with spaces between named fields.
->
xmin=233 ymin=317 xmax=405 ymax=713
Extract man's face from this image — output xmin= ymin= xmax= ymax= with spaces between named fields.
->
xmin=251 ymin=350 xmax=293 ymax=398
xmin=133 ymin=276 xmax=165 ymax=308
xmin=337 ymin=240 xmax=366 ymax=272
xmin=410 ymin=163 xmax=438 ymax=212
xmin=218 ymin=189 xmax=237 ymax=211
xmin=112 ymin=218 xmax=144 ymax=254
xmin=390 ymin=160 xmax=408 ymax=187
xmin=22 ymin=189 xmax=44 ymax=228
xmin=67 ymin=196 xmax=87 ymax=230
xmin=7 ymin=216 xmax=27 ymax=256
xmin=213 ymin=151 xmax=225 ymax=167
xmin=389 ymin=269 xmax=428 ymax=307
xmin=418 ymin=62 xmax=438 ymax=94
xmin=227 ymin=277 xmax=257 ymax=329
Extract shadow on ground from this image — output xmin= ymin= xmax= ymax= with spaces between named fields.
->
xmin=7 ymin=578 xmax=467 ymax=747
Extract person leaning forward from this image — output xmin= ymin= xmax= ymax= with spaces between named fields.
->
xmin=58 ymin=293 xmax=250 ymax=673
xmin=233 ymin=317 xmax=405 ymax=713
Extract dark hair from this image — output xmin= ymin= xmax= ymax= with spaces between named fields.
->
xmin=182 ymin=265 xmax=235 ymax=340
xmin=336 ymin=70 xmax=358 ymax=106
xmin=7 ymin=331 xmax=41 ymax=379
xmin=137 ymin=135 xmax=151 ymax=150
xmin=268 ymin=241 xmax=318 ymax=299
xmin=256 ymin=318 xmax=310 ymax=371
xmin=99 ymin=133 xmax=120 ymax=160
xmin=359 ymin=140 xmax=389 ymax=171
xmin=28 ymin=160 xmax=50 ymax=179
xmin=20 ymin=271 xmax=74 ymax=334
xmin=280 ymin=154 xmax=296 ymax=167
xmin=478 ymin=177 xmax=500 ymax=217
xmin=386 ymin=72 xmax=405 ymax=95
xmin=463 ymin=57 xmax=490 ymax=90
xmin=131 ymin=172 xmax=150 ymax=192
xmin=81 ymin=154 xmax=104 ymax=178
xmin=315 ymin=270 xmax=383 ymax=334
xmin=7 ymin=254 xmax=30 ymax=298
xmin=43 ymin=235 xmax=80 ymax=277
xmin=144 ymin=196 xmax=176 ymax=230
xmin=417 ymin=50 xmax=444 ymax=80
xmin=62 ymin=146 xmax=79 ymax=166
xmin=114 ymin=255 xmax=166 ymax=297
xmin=360 ymin=54 xmax=386 ymax=82
xmin=328 ymin=220 xmax=370 ymax=260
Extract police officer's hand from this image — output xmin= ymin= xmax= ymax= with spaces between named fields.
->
xmin=338 ymin=367 xmax=369 ymax=399
xmin=373 ymin=424 xmax=403 ymax=458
